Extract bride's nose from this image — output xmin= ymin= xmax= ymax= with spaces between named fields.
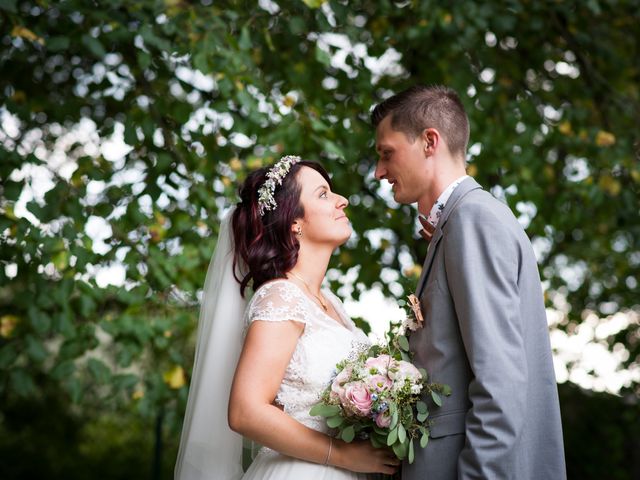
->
xmin=336 ymin=194 xmax=348 ymax=209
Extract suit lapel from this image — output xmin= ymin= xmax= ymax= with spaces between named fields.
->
xmin=415 ymin=177 xmax=483 ymax=298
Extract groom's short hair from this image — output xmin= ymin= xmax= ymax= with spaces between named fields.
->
xmin=371 ymin=85 xmax=470 ymax=160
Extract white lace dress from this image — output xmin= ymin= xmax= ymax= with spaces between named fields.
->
xmin=241 ymin=279 xmax=371 ymax=480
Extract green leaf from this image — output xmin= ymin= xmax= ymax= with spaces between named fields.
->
xmin=315 ymin=44 xmax=331 ymax=67
xmin=442 ymin=384 xmax=453 ymax=396
xmin=416 ymin=401 xmax=428 ymax=414
xmin=397 ymin=335 xmax=410 ymax=351
xmin=81 ymin=34 xmax=107 ymax=58
xmin=3 ymin=180 xmax=22 ymax=200
xmin=51 ymin=360 xmax=76 ymax=380
xmin=398 ymin=423 xmax=406 ymax=443
xmin=65 ymin=376 xmax=82 ymax=403
xmin=0 ymin=345 xmax=17 ymax=369
xmin=11 ymin=369 xmax=37 ymax=397
xmin=327 ymin=415 xmax=344 ymax=428
xmin=370 ymin=434 xmax=384 ymax=448
xmin=417 ymin=411 xmax=429 ymax=422
xmin=420 ymin=431 xmax=430 ymax=448
xmin=431 ymin=391 xmax=443 ymax=407
xmin=26 ymin=335 xmax=47 ymax=362
xmin=309 ymin=403 xmax=340 ymax=417
xmin=88 ymin=358 xmax=111 ymax=383
xmin=392 ymin=439 xmax=408 ymax=459
xmin=341 ymin=425 xmax=355 ymax=443
xmin=390 ymin=406 xmax=399 ymax=430
xmin=408 ymin=438 xmax=415 ymax=464
xmin=239 ymin=27 xmax=251 ymax=50
xmin=387 ymin=426 xmax=398 ymax=446
xmin=28 ymin=307 xmax=51 ymax=335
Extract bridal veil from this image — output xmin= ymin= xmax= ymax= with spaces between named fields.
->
xmin=175 ymin=209 xmax=248 ymax=480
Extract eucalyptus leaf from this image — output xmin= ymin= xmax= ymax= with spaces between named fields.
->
xmin=387 ymin=426 xmax=398 ymax=446
xmin=398 ymin=335 xmax=410 ymax=351
xmin=398 ymin=423 xmax=407 ymax=443
xmin=341 ymin=425 xmax=355 ymax=443
xmin=309 ymin=404 xmax=341 ymax=417
xmin=327 ymin=415 xmax=344 ymax=428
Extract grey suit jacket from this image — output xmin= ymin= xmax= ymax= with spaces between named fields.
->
xmin=403 ymin=178 xmax=566 ymax=480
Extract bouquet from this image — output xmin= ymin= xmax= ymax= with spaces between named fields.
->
xmin=310 ymin=294 xmax=451 ymax=463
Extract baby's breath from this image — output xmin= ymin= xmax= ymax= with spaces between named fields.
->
xmin=257 ymin=155 xmax=301 ymax=216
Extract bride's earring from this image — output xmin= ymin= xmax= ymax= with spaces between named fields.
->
xmin=297 ymin=226 xmax=302 ymax=237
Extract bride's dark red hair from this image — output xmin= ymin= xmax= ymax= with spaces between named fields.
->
xmin=231 ymin=160 xmax=331 ymax=297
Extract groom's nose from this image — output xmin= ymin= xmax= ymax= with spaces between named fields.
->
xmin=374 ymin=161 xmax=386 ymax=180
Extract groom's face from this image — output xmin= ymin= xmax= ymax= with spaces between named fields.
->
xmin=375 ymin=115 xmax=427 ymax=204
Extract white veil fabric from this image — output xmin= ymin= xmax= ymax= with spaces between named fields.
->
xmin=175 ymin=208 xmax=248 ymax=480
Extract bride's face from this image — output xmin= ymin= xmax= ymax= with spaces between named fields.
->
xmin=293 ymin=166 xmax=351 ymax=247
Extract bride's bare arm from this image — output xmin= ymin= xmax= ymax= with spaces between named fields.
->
xmin=228 ymin=319 xmax=398 ymax=475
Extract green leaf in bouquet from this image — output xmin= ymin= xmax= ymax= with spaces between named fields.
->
xmin=431 ymin=391 xmax=443 ymax=407
xmin=441 ymin=384 xmax=452 ymax=396
xmin=327 ymin=415 xmax=344 ymax=428
xmin=390 ymin=407 xmax=399 ymax=430
xmin=416 ymin=401 xmax=428 ymax=414
xmin=420 ymin=430 xmax=430 ymax=448
xmin=401 ymin=351 xmax=411 ymax=362
xmin=398 ymin=423 xmax=406 ymax=443
xmin=397 ymin=335 xmax=410 ymax=351
xmin=341 ymin=425 xmax=355 ymax=443
xmin=387 ymin=426 xmax=398 ymax=446
xmin=402 ymin=405 xmax=414 ymax=424
xmin=408 ymin=438 xmax=415 ymax=464
xmin=417 ymin=411 xmax=429 ymax=422
xmin=373 ymin=425 xmax=388 ymax=436
xmin=419 ymin=368 xmax=428 ymax=381
xmin=367 ymin=344 xmax=383 ymax=359
xmin=370 ymin=433 xmax=385 ymax=448
xmin=392 ymin=439 xmax=408 ymax=459
xmin=309 ymin=404 xmax=341 ymax=417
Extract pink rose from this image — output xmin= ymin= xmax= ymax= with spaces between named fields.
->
xmin=365 ymin=354 xmax=393 ymax=376
xmin=375 ymin=409 xmax=392 ymax=428
xmin=344 ymin=381 xmax=372 ymax=416
xmin=331 ymin=366 xmax=353 ymax=402
xmin=366 ymin=374 xmax=393 ymax=393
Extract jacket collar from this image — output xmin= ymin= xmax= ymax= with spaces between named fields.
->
xmin=415 ymin=177 xmax=483 ymax=297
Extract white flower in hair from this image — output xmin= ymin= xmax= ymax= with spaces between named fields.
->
xmin=257 ymin=155 xmax=302 ymax=216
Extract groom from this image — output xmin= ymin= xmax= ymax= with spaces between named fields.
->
xmin=372 ymin=85 xmax=566 ymax=479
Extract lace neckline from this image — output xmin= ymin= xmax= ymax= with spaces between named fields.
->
xmin=262 ymin=279 xmax=352 ymax=332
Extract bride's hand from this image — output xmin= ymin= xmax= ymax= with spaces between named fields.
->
xmin=331 ymin=438 xmax=400 ymax=475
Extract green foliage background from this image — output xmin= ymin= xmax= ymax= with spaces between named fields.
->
xmin=0 ymin=0 xmax=638 ymax=478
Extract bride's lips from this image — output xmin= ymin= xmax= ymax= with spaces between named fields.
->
xmin=335 ymin=215 xmax=348 ymax=221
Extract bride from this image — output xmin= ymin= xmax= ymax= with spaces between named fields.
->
xmin=175 ymin=155 xmax=399 ymax=479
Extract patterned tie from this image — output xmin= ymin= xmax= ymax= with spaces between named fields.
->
xmin=418 ymin=215 xmax=436 ymax=241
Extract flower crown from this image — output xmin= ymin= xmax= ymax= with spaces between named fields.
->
xmin=257 ymin=155 xmax=302 ymax=216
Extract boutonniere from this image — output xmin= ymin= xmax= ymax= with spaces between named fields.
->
xmin=405 ymin=294 xmax=424 ymax=332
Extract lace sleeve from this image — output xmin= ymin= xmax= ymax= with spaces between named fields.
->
xmin=247 ymin=281 xmax=310 ymax=325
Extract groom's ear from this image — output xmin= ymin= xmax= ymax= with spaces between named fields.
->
xmin=422 ymin=128 xmax=440 ymax=156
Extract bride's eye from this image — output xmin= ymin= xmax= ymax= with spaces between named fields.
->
xmin=320 ymin=191 xmax=328 ymax=199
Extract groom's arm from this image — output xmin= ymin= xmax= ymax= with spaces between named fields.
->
xmin=443 ymin=202 xmax=527 ymax=478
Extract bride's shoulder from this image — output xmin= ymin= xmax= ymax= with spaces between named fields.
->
xmin=250 ymin=279 xmax=304 ymax=305
xmin=246 ymin=279 xmax=309 ymax=324
xmin=253 ymin=278 xmax=300 ymax=298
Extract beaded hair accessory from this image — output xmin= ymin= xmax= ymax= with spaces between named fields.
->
xmin=257 ymin=155 xmax=301 ymax=216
